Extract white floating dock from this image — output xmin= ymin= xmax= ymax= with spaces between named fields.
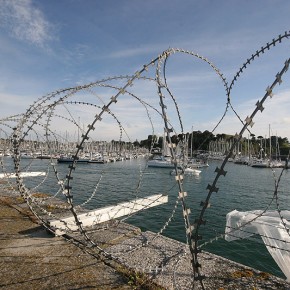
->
xmin=49 ymin=194 xmax=168 ymax=235
xmin=0 ymin=172 xmax=46 ymax=178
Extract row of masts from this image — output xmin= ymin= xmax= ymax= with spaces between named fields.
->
xmin=0 ymin=139 xmax=149 ymax=159
xmin=207 ymin=129 xmax=286 ymax=168
xmin=208 ymin=133 xmax=282 ymax=160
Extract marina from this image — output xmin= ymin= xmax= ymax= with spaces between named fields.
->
xmin=0 ymin=25 xmax=290 ymax=288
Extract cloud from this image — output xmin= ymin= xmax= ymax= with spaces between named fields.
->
xmin=0 ymin=0 xmax=53 ymax=47
xmin=212 ymin=89 xmax=290 ymax=139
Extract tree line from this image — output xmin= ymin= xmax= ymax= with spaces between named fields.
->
xmin=134 ymin=130 xmax=290 ymax=158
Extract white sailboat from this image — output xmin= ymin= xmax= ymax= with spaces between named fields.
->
xmin=250 ymin=136 xmax=269 ymax=168
xmin=187 ymin=158 xmax=209 ymax=168
xmin=250 ymin=158 xmax=270 ymax=168
xmin=147 ymin=134 xmax=178 ymax=168
xmin=269 ymin=132 xmax=284 ymax=168
xmin=184 ymin=167 xmax=201 ymax=175
xmin=147 ymin=155 xmax=176 ymax=168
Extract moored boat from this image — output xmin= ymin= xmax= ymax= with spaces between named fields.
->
xmin=57 ymin=156 xmax=89 ymax=163
xmin=147 ymin=155 xmax=177 ymax=168
xmin=250 ymin=158 xmax=270 ymax=168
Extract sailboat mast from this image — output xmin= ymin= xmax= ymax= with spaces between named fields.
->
xmin=269 ymin=124 xmax=271 ymax=160
xmin=191 ymin=126 xmax=193 ymax=158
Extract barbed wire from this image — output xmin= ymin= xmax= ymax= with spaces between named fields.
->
xmin=1 ymin=31 xmax=290 ymax=289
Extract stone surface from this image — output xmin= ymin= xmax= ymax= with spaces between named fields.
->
xmin=0 ymin=195 xmax=131 ymax=290
xmin=106 ymin=232 xmax=290 ymax=289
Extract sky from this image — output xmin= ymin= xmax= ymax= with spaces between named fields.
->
xmin=0 ymin=0 xmax=290 ymax=143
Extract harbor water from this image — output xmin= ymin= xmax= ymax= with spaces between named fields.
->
xmin=2 ymin=156 xmax=289 ymax=280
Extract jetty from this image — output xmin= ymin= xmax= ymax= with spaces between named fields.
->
xmin=1 ymin=192 xmax=289 ymax=289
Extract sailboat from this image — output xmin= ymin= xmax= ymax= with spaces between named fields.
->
xmin=147 ymin=134 xmax=178 ymax=168
xmin=147 ymin=155 xmax=176 ymax=168
xmin=269 ymin=133 xmax=284 ymax=168
xmin=250 ymin=158 xmax=270 ymax=168
xmin=250 ymin=146 xmax=269 ymax=168
xmin=250 ymin=134 xmax=269 ymax=168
